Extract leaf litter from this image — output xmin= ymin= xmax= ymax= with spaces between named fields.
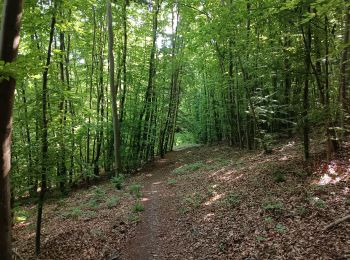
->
xmin=13 ymin=139 xmax=349 ymax=259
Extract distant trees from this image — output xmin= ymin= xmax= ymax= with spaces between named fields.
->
xmin=177 ymin=0 xmax=349 ymax=159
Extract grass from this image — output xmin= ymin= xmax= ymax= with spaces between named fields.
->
xmin=62 ymin=207 xmax=83 ymax=219
xmin=129 ymin=183 xmax=142 ymax=198
xmin=85 ymin=198 xmax=100 ymax=209
xmin=106 ymin=196 xmax=120 ymax=208
xmin=111 ymin=175 xmax=125 ymax=190
xmin=173 ymin=161 xmax=205 ymax=175
xmin=256 ymin=236 xmax=266 ymax=242
xmin=275 ymin=223 xmax=287 ymax=233
xmin=13 ymin=208 xmax=31 ymax=223
xmin=310 ymin=197 xmax=326 ymax=209
xmin=184 ymin=193 xmax=204 ymax=209
xmin=92 ymin=186 xmax=106 ymax=199
xmin=167 ymin=178 xmax=177 ymax=185
xmin=133 ymin=202 xmax=145 ymax=213
xmin=128 ymin=213 xmax=141 ymax=222
xmin=262 ymin=200 xmax=284 ymax=214
xmin=225 ymin=192 xmax=241 ymax=207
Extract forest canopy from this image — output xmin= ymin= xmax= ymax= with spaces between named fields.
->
xmin=6 ymin=0 xmax=349 ymax=197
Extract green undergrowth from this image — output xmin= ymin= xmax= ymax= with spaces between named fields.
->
xmin=173 ymin=161 xmax=206 ymax=175
xmin=172 ymin=157 xmax=232 ymax=176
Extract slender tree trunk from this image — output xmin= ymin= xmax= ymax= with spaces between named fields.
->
xmin=107 ymin=0 xmax=122 ymax=175
xmin=36 ymin=14 xmax=56 ymax=255
xmin=58 ymin=30 xmax=67 ymax=194
xmin=86 ymin=6 xmax=97 ymax=179
xmin=301 ymin=17 xmax=312 ymax=161
xmin=0 ymin=1 xmax=24 ymax=259
xmin=120 ymin=0 xmax=128 ymax=123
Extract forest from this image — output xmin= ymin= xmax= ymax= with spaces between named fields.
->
xmin=0 ymin=0 xmax=349 ymax=259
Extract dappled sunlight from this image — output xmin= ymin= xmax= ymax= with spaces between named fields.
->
xmin=279 ymin=156 xmax=289 ymax=161
xmin=204 ymin=193 xmax=225 ymax=206
xmin=313 ymin=160 xmax=350 ymax=186
xmin=218 ymin=170 xmax=240 ymax=182
xmin=278 ymin=141 xmax=296 ymax=152
xmin=14 ymin=221 xmax=32 ymax=229
xmin=203 ymin=213 xmax=215 ymax=222
xmin=209 ymin=167 xmax=230 ymax=178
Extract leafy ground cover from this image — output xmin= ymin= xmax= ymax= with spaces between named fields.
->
xmin=13 ymin=139 xmax=349 ymax=259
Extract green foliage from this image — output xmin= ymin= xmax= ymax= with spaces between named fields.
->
xmin=85 ymin=198 xmax=100 ymax=209
xmin=62 ymin=207 xmax=83 ymax=219
xmin=92 ymin=186 xmax=106 ymax=199
xmin=272 ymin=170 xmax=286 ymax=183
xmin=13 ymin=208 xmax=30 ymax=223
xmin=174 ymin=131 xmax=197 ymax=147
xmin=275 ymin=223 xmax=287 ymax=233
xmin=129 ymin=183 xmax=142 ymax=198
xmin=256 ymin=236 xmax=266 ymax=242
xmin=133 ymin=202 xmax=145 ymax=213
xmin=263 ymin=200 xmax=284 ymax=214
xmin=296 ymin=205 xmax=307 ymax=216
xmin=184 ymin=193 xmax=203 ymax=209
xmin=264 ymin=216 xmax=274 ymax=223
xmin=167 ymin=178 xmax=177 ymax=185
xmin=106 ymin=196 xmax=120 ymax=208
xmin=111 ymin=175 xmax=125 ymax=190
xmin=173 ymin=161 xmax=205 ymax=175
xmin=311 ymin=197 xmax=326 ymax=209
xmin=225 ymin=192 xmax=241 ymax=207
xmin=128 ymin=213 xmax=141 ymax=223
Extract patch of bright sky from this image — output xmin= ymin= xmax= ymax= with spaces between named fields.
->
xmin=156 ymin=5 xmax=178 ymax=48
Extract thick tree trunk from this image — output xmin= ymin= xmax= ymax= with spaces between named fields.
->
xmin=0 ymin=1 xmax=24 ymax=259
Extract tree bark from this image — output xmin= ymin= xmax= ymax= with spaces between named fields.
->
xmin=36 ymin=14 xmax=56 ymax=256
xmin=0 ymin=1 xmax=24 ymax=259
xmin=302 ymin=16 xmax=312 ymax=161
xmin=107 ymin=0 xmax=122 ymax=175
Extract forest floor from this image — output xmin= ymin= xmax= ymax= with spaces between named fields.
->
xmin=13 ymin=139 xmax=349 ymax=259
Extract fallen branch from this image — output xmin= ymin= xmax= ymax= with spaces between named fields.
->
xmin=324 ymin=214 xmax=350 ymax=231
xmin=12 ymin=249 xmax=25 ymax=260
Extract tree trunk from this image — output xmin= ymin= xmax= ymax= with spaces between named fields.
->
xmin=120 ymin=0 xmax=128 ymax=123
xmin=107 ymin=0 xmax=122 ymax=175
xmin=0 ymin=1 xmax=24 ymax=259
xmin=36 ymin=14 xmax=56 ymax=256
xmin=340 ymin=0 xmax=350 ymax=112
xmin=302 ymin=15 xmax=312 ymax=161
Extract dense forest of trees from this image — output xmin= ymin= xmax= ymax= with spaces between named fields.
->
xmin=1 ymin=0 xmax=349 ymax=257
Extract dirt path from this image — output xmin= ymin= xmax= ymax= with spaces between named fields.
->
xmin=121 ymin=157 xmax=179 ymax=260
